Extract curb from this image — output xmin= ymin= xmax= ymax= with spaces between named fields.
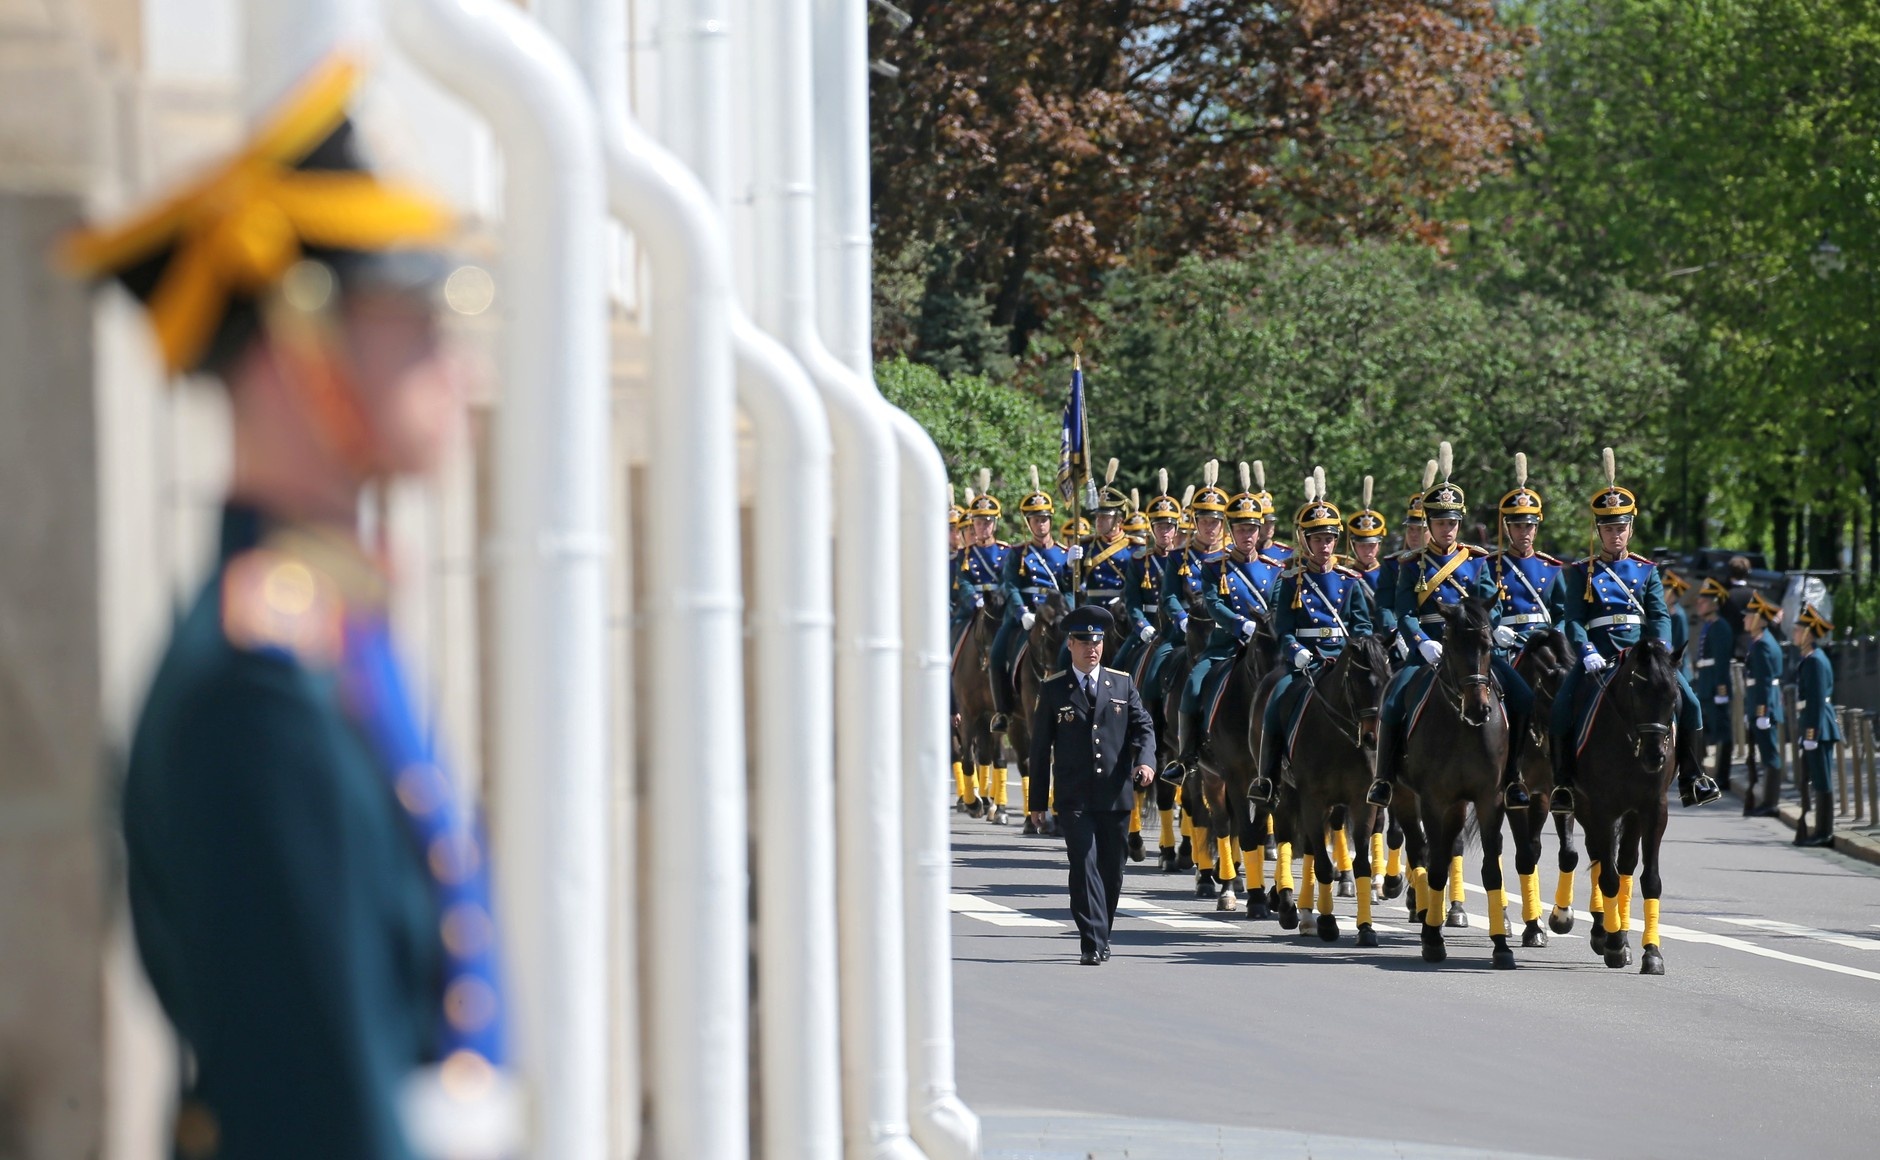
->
xmin=1768 ymin=798 xmax=1880 ymax=867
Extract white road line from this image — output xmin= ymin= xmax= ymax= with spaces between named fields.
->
xmin=1116 ymin=895 xmax=1239 ymax=933
xmin=948 ymin=894 xmax=1065 ymax=928
xmin=1714 ymin=917 xmax=1880 ymax=952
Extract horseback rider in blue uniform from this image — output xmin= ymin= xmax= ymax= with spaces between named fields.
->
xmin=1488 ymin=453 xmax=1567 ymax=656
xmin=989 ymin=467 xmax=1072 ymax=733
xmin=1252 ymin=469 xmax=1375 ymax=802
xmin=1130 ymin=473 xmax=1185 ymax=698
xmin=1662 ymin=567 xmax=1692 ymax=661
xmin=1367 ymin=443 xmax=1537 ymax=809
xmin=1791 ymin=602 xmax=1840 ymax=846
xmin=1167 ymin=463 xmax=1283 ymax=778
xmin=1377 ymin=483 xmax=1430 ymax=662
xmin=1547 ymin=449 xmax=1722 ymax=814
xmin=1080 ymin=464 xmax=1139 ymax=665
xmin=1156 ymin=463 xmax=1234 ymax=780
xmin=1345 ymin=475 xmax=1390 ymax=638
xmin=1694 ymin=577 xmax=1738 ymax=790
xmin=1250 ymin=460 xmax=1295 ymax=565
xmin=954 ymin=472 xmax=1009 ymax=645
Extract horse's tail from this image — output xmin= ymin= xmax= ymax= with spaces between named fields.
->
xmin=1460 ymin=805 xmax=1481 ymax=855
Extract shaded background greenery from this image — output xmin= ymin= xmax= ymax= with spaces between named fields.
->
xmin=870 ymin=1 xmax=1880 ymax=623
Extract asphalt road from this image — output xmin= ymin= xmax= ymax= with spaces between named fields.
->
xmin=949 ymin=778 xmax=1880 ymax=1160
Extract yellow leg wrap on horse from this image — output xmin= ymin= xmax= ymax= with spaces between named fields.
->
xmin=1276 ymin=843 xmax=1295 ymax=891
xmin=1643 ymin=898 xmax=1662 ymax=948
xmin=1553 ymin=868 xmax=1575 ymax=911
xmin=1588 ymin=861 xmax=1604 ymax=918
xmin=1386 ymin=845 xmax=1403 ymax=879
xmin=1370 ymin=832 xmax=1386 ymax=876
xmin=1487 ymin=888 xmax=1508 ymax=937
xmin=1316 ymin=880 xmax=1334 ymax=916
xmin=1130 ymin=800 xmax=1143 ymax=835
xmin=1448 ymin=857 xmax=1465 ymax=903
xmin=1047 ymin=784 xmax=1054 ymax=809
xmin=1301 ymin=855 xmax=1316 ymax=904
xmin=1230 ymin=838 xmax=1245 ymax=886
xmin=1180 ymin=807 xmax=1193 ymax=839
xmin=1412 ymin=866 xmax=1429 ymax=915
xmin=1019 ymin=775 xmax=1029 ymax=812
xmin=1521 ymin=873 xmax=1542 ymax=923
xmin=1618 ymin=875 xmax=1634 ymax=932
xmin=1423 ymin=875 xmax=1445 ymax=928
xmin=1216 ymin=837 xmax=1236 ymax=885
xmin=1356 ymin=878 xmax=1374 ymax=926
xmin=1266 ymin=813 xmax=1275 ymax=836
xmin=1602 ymin=890 xmax=1623 ymax=934
xmin=1247 ymin=841 xmax=1266 ymax=889
xmin=1159 ymin=809 xmax=1176 ymax=848
xmin=1334 ymin=828 xmax=1352 ymax=873
xmin=1195 ymin=835 xmax=1216 ymax=872
xmin=953 ymin=762 xmax=968 ymax=802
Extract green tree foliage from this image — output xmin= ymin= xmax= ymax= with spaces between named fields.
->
xmin=1078 ymin=241 xmax=1694 ymax=556
xmin=877 ymin=358 xmax=1061 ymax=530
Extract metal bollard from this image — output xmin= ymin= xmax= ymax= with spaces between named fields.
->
xmin=1853 ymin=711 xmax=1867 ymax=825
xmin=1837 ymin=708 xmax=1851 ymax=816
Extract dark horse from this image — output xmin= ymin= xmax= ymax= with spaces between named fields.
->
xmin=1397 ymin=598 xmax=1532 ymax=969
xmin=950 ymin=592 xmax=1008 ymax=822
xmin=1508 ymin=627 xmax=1581 ymax=946
xmin=1568 ymin=641 xmax=1681 ymax=975
xmin=1268 ymin=633 xmax=1392 ymax=944
xmin=1183 ymin=603 xmax=1276 ymax=913
xmin=1006 ymin=592 xmax=1069 ymax=836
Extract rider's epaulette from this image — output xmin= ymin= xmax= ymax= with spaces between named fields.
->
xmin=1042 ymin=670 xmax=1068 ymax=684
xmin=1626 ymin=552 xmax=1655 ymax=564
xmin=1535 ymin=551 xmax=1564 ymax=565
xmin=1257 ymin=552 xmax=1286 ymax=567
xmin=1465 ymin=544 xmax=1491 ymax=557
xmin=1332 ymin=563 xmax=1362 ymax=578
xmin=221 ymin=548 xmax=345 ymax=666
xmin=1394 ymin=548 xmax=1421 ymax=562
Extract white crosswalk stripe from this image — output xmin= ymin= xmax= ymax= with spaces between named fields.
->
xmin=947 ymin=894 xmax=1064 ymax=928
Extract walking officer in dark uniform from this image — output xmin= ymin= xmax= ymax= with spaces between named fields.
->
xmin=1027 ymin=605 xmax=1158 ymax=964
xmin=63 ymin=58 xmax=514 ymax=1159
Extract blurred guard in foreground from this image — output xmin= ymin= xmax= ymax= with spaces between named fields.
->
xmin=63 ymin=58 xmax=514 ymax=1160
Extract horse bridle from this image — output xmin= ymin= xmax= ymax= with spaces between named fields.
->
xmin=1305 ymin=645 xmax=1380 ymax=750
xmin=1433 ymin=635 xmax=1497 ymax=728
xmin=1596 ymin=648 xmax=1676 ymax=763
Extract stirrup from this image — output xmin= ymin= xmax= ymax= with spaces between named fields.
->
xmin=989 ymin=712 xmax=1009 ymax=734
xmin=1158 ymin=759 xmax=1189 ymax=786
xmin=1249 ymin=776 xmax=1276 ymax=804
xmin=1681 ymin=775 xmax=1721 ymax=808
xmin=1549 ymin=785 xmax=1575 ymax=817
xmin=1365 ymin=779 xmax=1393 ymax=807
xmin=1501 ymin=780 xmax=1531 ymax=810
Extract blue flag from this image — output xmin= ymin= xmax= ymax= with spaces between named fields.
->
xmin=1057 ymin=361 xmax=1087 ymax=505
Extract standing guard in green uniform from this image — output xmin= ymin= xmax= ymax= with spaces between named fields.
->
xmin=1694 ymin=578 xmax=1738 ymax=791
xmin=64 ymin=58 xmax=514 ymax=1160
xmin=1741 ymin=592 xmax=1787 ymax=817
xmin=1791 ymin=603 xmax=1840 ymax=846
xmin=1661 ymin=567 xmax=1692 ymax=661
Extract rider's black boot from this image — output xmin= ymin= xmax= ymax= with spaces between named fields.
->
xmin=1549 ymin=732 xmax=1576 ymax=817
xmin=1678 ymin=734 xmax=1721 ymax=807
xmin=1366 ymin=715 xmax=1400 ymax=807
xmin=1161 ymin=710 xmax=1204 ymax=784
xmin=1500 ymin=707 xmax=1532 ymax=810
xmin=1251 ymin=728 xmax=1283 ymax=804
xmin=988 ymin=660 xmax=1014 ymax=734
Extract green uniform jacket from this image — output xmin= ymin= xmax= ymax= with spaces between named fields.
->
xmin=1795 ymin=648 xmax=1841 ymax=744
xmin=124 ymin=507 xmax=439 ymax=1159
xmin=1744 ymin=629 xmax=1786 ymax=724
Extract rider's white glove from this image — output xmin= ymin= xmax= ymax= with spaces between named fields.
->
xmin=1293 ymin=649 xmax=1313 ymax=671
xmin=1418 ymin=639 xmax=1443 ymax=666
xmin=1583 ymin=653 xmax=1608 ymax=675
xmin=1802 ymin=739 xmax=1819 ymax=751
xmin=1067 ymin=545 xmax=1084 ymax=562
xmin=1755 ymin=715 xmax=1771 ymax=731
xmin=1713 ymin=693 xmax=1730 ymax=705
xmin=1177 ymin=615 xmax=1190 ymax=633
xmin=1492 ymin=625 xmax=1518 ymax=649
xmin=972 ymin=594 xmax=985 ymax=609
xmin=1021 ymin=611 xmax=1037 ymax=630
xmin=1139 ymin=624 xmax=1156 ymax=643
xmin=1239 ymin=619 xmax=1257 ymax=642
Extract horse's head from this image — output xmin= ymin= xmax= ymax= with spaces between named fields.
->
xmin=1182 ymin=590 xmax=1214 ymax=651
xmin=1611 ymin=640 xmax=1680 ymax=772
xmin=1437 ymin=597 xmax=1497 ymax=727
xmin=1337 ymin=633 xmax=1393 ymax=749
xmin=1518 ymin=626 xmax=1572 ymax=710
xmin=1034 ymin=591 xmax=1069 ymax=650
xmin=972 ymin=589 xmax=1006 ymax=649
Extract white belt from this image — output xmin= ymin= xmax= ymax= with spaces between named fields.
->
xmin=1745 ymin=679 xmax=1758 ymax=687
xmin=1295 ymin=627 xmax=1346 ymax=639
xmin=1418 ymin=613 xmax=1447 ymax=625
xmin=1085 ymin=588 xmax=1123 ymax=599
xmin=1797 ymin=700 xmax=1808 ymax=710
xmin=1695 ymin=658 xmax=1716 ymax=668
xmin=1503 ymin=612 xmax=1549 ymax=626
xmin=1588 ymin=614 xmax=1643 ymax=629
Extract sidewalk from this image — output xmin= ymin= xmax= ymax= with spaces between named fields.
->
xmin=1724 ymin=763 xmax=1880 ymax=867
xmin=981 ymin=1110 xmax=1577 ymax=1160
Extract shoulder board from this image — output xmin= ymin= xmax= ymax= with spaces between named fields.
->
xmin=1465 ymin=544 xmax=1490 ymax=557
xmin=994 ymin=540 xmax=1011 ymax=548
xmin=1103 ymin=666 xmax=1130 ymax=678
xmin=1627 ymin=552 xmax=1655 ymax=564
xmin=220 ymin=548 xmax=344 ymax=666
xmin=1280 ymin=562 xmax=1305 ymax=579
xmin=1394 ymin=549 xmax=1419 ymax=562
xmin=1332 ymin=564 xmax=1361 ymax=578
xmin=1042 ymin=670 xmax=1068 ymax=684
xmin=1535 ymin=551 xmax=1563 ymax=565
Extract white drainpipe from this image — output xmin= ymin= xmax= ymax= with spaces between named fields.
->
xmin=634 ymin=0 xmax=847 ymax=1155
xmin=383 ymin=1 xmax=610 ymax=1157
xmin=531 ymin=1 xmax=757 ymax=1159
xmin=242 ymin=0 xmax=372 ymax=115
xmin=811 ymin=3 xmax=979 ymax=1156
xmin=756 ymin=0 xmax=927 ymax=1156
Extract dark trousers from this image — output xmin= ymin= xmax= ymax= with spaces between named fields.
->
xmin=1061 ymin=807 xmax=1130 ymax=954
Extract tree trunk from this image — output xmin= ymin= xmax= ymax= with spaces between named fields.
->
xmin=1771 ymin=496 xmax=1792 ymax=572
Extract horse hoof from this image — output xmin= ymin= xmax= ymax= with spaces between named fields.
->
xmin=1419 ymin=927 xmax=1447 ymax=964
xmin=1216 ymin=890 xmax=1238 ymax=912
xmin=1317 ymin=914 xmax=1339 ymax=943
xmin=1276 ymin=890 xmax=1299 ymax=930
xmin=966 ymin=799 xmax=985 ymax=819
xmin=1127 ymin=834 xmax=1145 ymax=862
xmin=1521 ymin=920 xmax=1549 ymax=949
xmin=1356 ymin=924 xmax=1380 ymax=948
xmin=1547 ymin=906 xmax=1575 ymax=935
xmin=1175 ymin=842 xmax=1194 ymax=871
xmin=1266 ymin=885 xmax=1282 ymax=910
xmin=1589 ymin=926 xmax=1608 ymax=956
xmin=1380 ymin=875 xmax=1404 ymax=900
xmin=1297 ymin=912 xmax=1318 ymax=938
xmin=1445 ymin=902 xmax=1469 ymax=929
xmin=1337 ymin=871 xmax=1355 ymax=898
xmin=1491 ymin=936 xmax=1518 ymax=971
xmin=1640 ymin=944 xmax=1665 ymax=976
xmin=1196 ymin=874 xmax=1218 ymax=899
xmin=1604 ymin=932 xmax=1631 ymax=969
xmin=989 ymin=806 xmax=1006 ymax=825
xmin=1246 ymin=893 xmax=1270 ymax=920
xmin=1157 ymin=849 xmax=1177 ymax=873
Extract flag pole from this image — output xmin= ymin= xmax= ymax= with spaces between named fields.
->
xmin=1072 ymin=340 xmax=1090 ymax=609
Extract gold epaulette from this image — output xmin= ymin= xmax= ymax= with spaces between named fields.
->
xmin=1465 ymin=544 xmax=1491 ymax=557
xmin=1042 ymin=670 xmax=1069 ymax=683
xmin=1332 ymin=563 xmax=1362 ymax=578
xmin=221 ymin=548 xmax=344 ymax=665
xmin=1535 ymin=551 xmax=1564 ymax=565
